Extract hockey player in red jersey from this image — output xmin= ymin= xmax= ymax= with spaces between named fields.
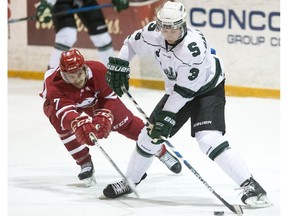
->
xmin=39 ymin=49 xmax=181 ymax=186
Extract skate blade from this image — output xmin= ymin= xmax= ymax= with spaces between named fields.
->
xmin=98 ymin=194 xmax=108 ymax=199
xmin=245 ymin=195 xmax=273 ymax=208
xmin=82 ymin=176 xmax=97 ymax=187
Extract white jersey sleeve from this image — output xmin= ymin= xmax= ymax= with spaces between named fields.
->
xmin=118 ymin=22 xmax=161 ymax=61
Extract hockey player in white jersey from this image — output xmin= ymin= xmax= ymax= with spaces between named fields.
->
xmin=103 ymin=1 xmax=271 ymax=208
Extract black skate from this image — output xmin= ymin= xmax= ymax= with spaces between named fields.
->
xmin=240 ymin=177 xmax=272 ymax=208
xmin=103 ymin=173 xmax=147 ymax=198
xmin=78 ymin=161 xmax=96 ymax=187
xmin=156 ymin=145 xmax=182 ymax=174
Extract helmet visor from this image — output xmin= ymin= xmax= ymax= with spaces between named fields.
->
xmin=156 ymin=18 xmax=185 ymax=31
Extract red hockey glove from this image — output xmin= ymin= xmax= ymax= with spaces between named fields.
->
xmin=71 ymin=116 xmax=97 ymax=146
xmin=93 ymin=109 xmax=114 ymax=139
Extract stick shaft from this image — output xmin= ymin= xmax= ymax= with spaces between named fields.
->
xmin=53 ymin=4 xmax=113 ymax=16
xmin=8 ymin=4 xmax=113 ymax=24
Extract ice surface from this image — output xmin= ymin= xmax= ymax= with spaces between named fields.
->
xmin=7 ymin=78 xmax=280 ymax=216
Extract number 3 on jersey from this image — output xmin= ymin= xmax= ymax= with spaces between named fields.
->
xmin=188 ymin=68 xmax=199 ymax=81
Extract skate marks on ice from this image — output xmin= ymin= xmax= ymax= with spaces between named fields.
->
xmin=8 ymin=166 xmax=231 ymax=215
xmin=8 ymin=167 xmax=279 ymax=216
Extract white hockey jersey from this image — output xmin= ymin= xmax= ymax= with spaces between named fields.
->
xmin=118 ymin=21 xmax=225 ymax=113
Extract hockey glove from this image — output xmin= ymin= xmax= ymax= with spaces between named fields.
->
xmin=106 ymin=57 xmax=130 ymax=97
xmin=112 ymin=0 xmax=129 ymax=12
xmin=92 ymin=109 xmax=114 ymax=139
xmin=36 ymin=0 xmax=52 ymax=23
xmin=148 ymin=111 xmax=176 ymax=144
xmin=71 ymin=116 xmax=97 ymax=146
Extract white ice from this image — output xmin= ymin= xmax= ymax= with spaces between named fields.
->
xmin=8 ymin=78 xmax=280 ymax=216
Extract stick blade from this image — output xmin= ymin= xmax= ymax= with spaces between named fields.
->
xmin=233 ymin=205 xmax=244 ymax=215
xmin=126 ymin=178 xmax=139 ymax=198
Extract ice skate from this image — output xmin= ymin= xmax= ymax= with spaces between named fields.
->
xmin=240 ymin=177 xmax=272 ymax=208
xmin=78 ymin=161 xmax=96 ymax=187
xmin=156 ymin=145 xmax=182 ymax=174
xmin=103 ymin=173 xmax=147 ymax=198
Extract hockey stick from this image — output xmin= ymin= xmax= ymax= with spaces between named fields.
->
xmin=89 ymin=132 xmax=139 ymax=198
xmin=121 ymin=86 xmax=243 ymax=215
xmin=8 ymin=3 xmax=113 ymax=24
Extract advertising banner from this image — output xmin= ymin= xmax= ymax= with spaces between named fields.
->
xmin=181 ymin=0 xmax=280 ymax=88
xmin=27 ymin=0 xmax=166 ymax=50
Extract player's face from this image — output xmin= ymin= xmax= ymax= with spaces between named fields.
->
xmin=61 ymin=68 xmax=87 ymax=89
xmin=161 ymin=28 xmax=182 ymax=44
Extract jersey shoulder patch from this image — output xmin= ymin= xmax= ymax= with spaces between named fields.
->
xmin=174 ymin=29 xmax=208 ymax=65
xmin=140 ymin=22 xmax=161 ymax=45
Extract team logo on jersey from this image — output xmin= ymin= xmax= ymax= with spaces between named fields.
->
xmin=76 ymin=91 xmax=100 ymax=108
xmin=163 ymin=67 xmax=178 ymax=80
xmin=76 ymin=97 xmax=98 ymax=108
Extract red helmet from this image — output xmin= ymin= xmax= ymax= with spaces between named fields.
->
xmin=59 ymin=49 xmax=85 ymax=73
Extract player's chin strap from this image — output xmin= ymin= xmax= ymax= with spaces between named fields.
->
xmin=120 ymin=85 xmax=243 ymax=215
xmin=89 ymin=132 xmax=139 ymax=198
